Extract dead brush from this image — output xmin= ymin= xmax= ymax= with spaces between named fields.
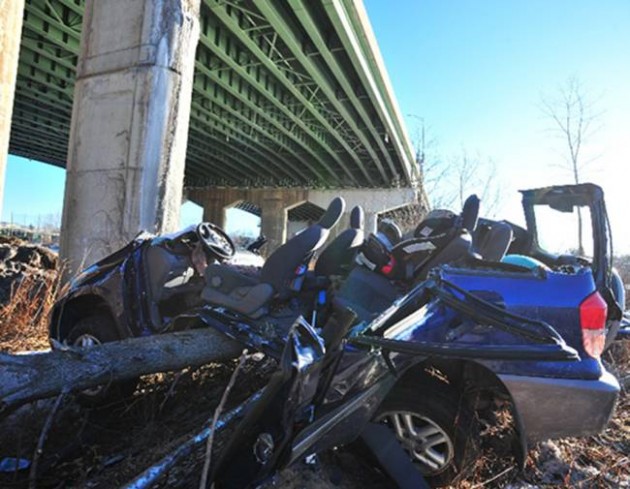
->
xmin=451 ymin=341 xmax=630 ymax=489
xmin=605 ymin=339 xmax=630 ymax=391
xmin=516 ymin=340 xmax=630 ymax=489
xmin=456 ymin=402 xmax=519 ymax=489
xmin=0 ymin=269 xmax=61 ymax=353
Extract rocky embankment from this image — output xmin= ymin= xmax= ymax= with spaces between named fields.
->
xmin=0 ymin=236 xmax=59 ymax=352
xmin=0 ymin=236 xmax=58 ymax=305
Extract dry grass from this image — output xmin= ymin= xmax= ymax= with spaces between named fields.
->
xmin=0 ymin=269 xmax=60 ymax=353
xmin=455 ymin=340 xmax=630 ymax=489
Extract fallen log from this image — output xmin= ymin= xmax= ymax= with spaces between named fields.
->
xmin=0 ymin=328 xmax=242 ymax=417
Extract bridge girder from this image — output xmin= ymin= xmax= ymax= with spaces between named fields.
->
xmin=10 ymin=0 xmax=419 ymax=189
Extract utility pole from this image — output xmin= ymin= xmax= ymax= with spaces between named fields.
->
xmin=407 ymin=114 xmax=425 ymax=171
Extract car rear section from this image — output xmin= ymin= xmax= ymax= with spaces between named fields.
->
xmin=332 ymin=183 xmax=621 ymax=485
xmin=439 ymin=265 xmax=620 ymax=443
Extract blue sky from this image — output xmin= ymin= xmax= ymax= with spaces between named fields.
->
xmin=3 ymin=0 xmax=629 ymax=250
xmin=2 ymin=157 xmax=65 ymax=226
xmin=363 ymin=0 xmax=629 ymax=251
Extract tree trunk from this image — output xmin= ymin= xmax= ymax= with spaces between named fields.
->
xmin=0 ymin=328 xmax=242 ymax=417
xmin=577 ymin=206 xmax=585 ymax=256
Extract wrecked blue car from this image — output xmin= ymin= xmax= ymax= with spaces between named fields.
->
xmin=50 ymin=183 xmax=623 ymax=487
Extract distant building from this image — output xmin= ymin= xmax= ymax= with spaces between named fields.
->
xmin=0 ymin=223 xmax=59 ymax=245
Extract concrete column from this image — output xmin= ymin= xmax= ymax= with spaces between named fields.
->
xmin=190 ymin=187 xmax=245 ymax=229
xmin=0 ymin=0 xmax=25 ymax=219
xmin=260 ymin=192 xmax=288 ymax=258
xmin=187 ymin=186 xmax=420 ymax=251
xmin=202 ymin=201 xmax=226 ymax=229
xmin=60 ymin=0 xmax=201 ymax=275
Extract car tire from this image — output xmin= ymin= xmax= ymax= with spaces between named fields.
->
xmin=66 ymin=314 xmax=136 ymax=406
xmin=373 ymin=383 xmax=480 ymax=487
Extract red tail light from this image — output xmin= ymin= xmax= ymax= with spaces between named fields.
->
xmin=580 ymin=291 xmax=607 ymax=358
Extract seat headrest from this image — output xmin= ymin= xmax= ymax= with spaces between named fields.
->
xmin=377 ymin=218 xmax=403 ymax=248
xmin=318 ymin=197 xmax=345 ymax=229
xmin=414 ymin=209 xmax=457 ymax=239
xmin=460 ymin=194 xmax=480 ymax=232
xmin=350 ymin=206 xmax=364 ymax=229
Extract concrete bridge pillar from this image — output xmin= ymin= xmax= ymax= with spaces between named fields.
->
xmin=188 ymin=187 xmax=309 ymax=258
xmin=201 ymin=197 xmax=228 ymax=229
xmin=60 ymin=0 xmax=201 ymax=276
xmin=0 ymin=0 xmax=25 ymax=219
xmin=203 ymin=203 xmax=226 ymax=229
xmin=260 ymin=192 xmax=289 ymax=258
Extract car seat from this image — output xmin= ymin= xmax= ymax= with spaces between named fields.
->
xmin=202 ymin=198 xmax=345 ymax=318
xmin=389 ymin=194 xmax=480 ymax=281
xmin=473 ymin=220 xmax=514 ymax=261
xmin=142 ymin=238 xmax=198 ymax=331
xmin=352 ymin=196 xmax=479 ymax=283
xmin=354 ymin=218 xmax=403 ymax=273
xmin=314 ymin=205 xmax=365 ymax=277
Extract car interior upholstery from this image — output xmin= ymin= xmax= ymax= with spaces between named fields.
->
xmin=201 ymin=197 xmax=345 ymax=318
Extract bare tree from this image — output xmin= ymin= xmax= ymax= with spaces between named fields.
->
xmin=424 ymin=148 xmax=501 ymax=217
xmin=407 ymin=116 xmax=502 ymax=216
xmin=422 ymin=156 xmax=454 ymax=210
xmin=540 ymin=77 xmax=602 ymax=255
xmin=407 ymin=116 xmax=450 ymax=207
xmin=452 ymin=150 xmax=502 ymax=216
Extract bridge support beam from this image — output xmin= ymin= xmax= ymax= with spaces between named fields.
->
xmin=0 ymin=1 xmax=25 ymax=220
xmin=60 ymin=0 xmax=201 ymax=275
xmin=188 ymin=187 xmax=423 ymax=256
xmin=201 ymin=198 xmax=227 ymax=230
xmin=260 ymin=191 xmax=290 ymax=255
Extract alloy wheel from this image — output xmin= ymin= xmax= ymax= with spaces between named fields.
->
xmin=376 ymin=410 xmax=455 ymax=474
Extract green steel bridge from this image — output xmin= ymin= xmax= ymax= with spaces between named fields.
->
xmin=10 ymin=0 xmax=419 ymax=190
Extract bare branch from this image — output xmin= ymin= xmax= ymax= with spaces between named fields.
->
xmin=411 ymin=121 xmax=501 ymax=214
xmin=540 ymin=76 xmax=603 ymax=251
xmin=29 ymin=392 xmax=67 ymax=488
xmin=199 ymin=350 xmax=248 ymax=489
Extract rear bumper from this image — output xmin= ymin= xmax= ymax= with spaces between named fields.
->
xmin=499 ymin=370 xmax=620 ymax=444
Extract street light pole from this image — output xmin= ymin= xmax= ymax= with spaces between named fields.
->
xmin=406 ymin=114 xmax=425 ymax=171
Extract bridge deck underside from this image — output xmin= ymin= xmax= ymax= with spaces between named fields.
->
xmin=10 ymin=0 xmax=415 ymax=188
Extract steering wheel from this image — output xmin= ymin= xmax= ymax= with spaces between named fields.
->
xmin=196 ymin=222 xmax=235 ymax=261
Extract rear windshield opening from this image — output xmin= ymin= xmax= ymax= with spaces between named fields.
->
xmin=534 ymin=204 xmax=594 ymax=259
